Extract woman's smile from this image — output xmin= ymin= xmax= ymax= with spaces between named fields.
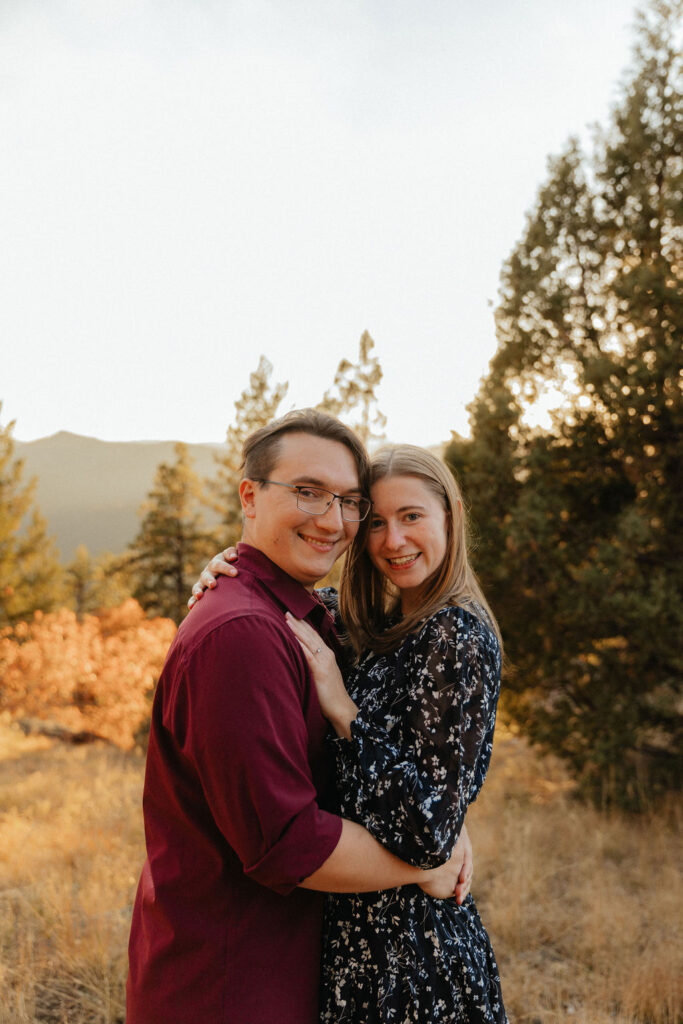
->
xmin=385 ymin=553 xmax=421 ymax=569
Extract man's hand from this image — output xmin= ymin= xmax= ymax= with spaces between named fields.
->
xmin=418 ymin=824 xmax=473 ymax=904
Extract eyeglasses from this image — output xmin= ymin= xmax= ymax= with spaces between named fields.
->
xmin=257 ymin=480 xmax=371 ymax=522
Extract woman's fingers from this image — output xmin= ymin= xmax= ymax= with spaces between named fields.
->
xmin=284 ymin=612 xmax=323 ymax=654
xmin=198 ymin=550 xmax=240 ymax=590
xmin=207 ymin=558 xmax=236 ymax=579
xmin=284 ymin=615 xmax=354 ymax=733
xmin=188 ymin=548 xmax=240 ymax=610
xmin=284 ymin=615 xmax=337 ymax=676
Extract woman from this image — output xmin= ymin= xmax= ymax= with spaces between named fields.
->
xmin=195 ymin=445 xmax=507 ymax=1023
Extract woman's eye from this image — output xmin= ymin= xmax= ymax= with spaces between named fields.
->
xmin=404 ymin=512 xmax=421 ymax=522
xmin=299 ymin=487 xmax=322 ymax=499
xmin=369 ymin=518 xmax=384 ymax=530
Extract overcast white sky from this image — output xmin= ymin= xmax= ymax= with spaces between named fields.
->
xmin=2 ymin=0 xmax=639 ymax=448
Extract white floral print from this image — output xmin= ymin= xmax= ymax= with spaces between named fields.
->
xmin=318 ymin=598 xmax=507 ymax=1024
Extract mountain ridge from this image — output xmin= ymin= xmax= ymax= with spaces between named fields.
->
xmin=15 ymin=432 xmax=227 ymax=559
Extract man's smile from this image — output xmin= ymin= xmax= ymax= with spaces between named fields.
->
xmin=299 ymin=532 xmax=341 ymax=552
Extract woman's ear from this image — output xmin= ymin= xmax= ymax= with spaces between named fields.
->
xmin=239 ymin=478 xmax=257 ymax=519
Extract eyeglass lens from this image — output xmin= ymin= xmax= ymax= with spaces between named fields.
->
xmin=296 ymin=488 xmax=368 ymax=521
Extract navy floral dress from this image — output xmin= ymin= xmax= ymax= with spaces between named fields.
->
xmin=318 ymin=598 xmax=507 ymax=1023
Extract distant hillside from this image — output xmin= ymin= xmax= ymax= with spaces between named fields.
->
xmin=15 ymin=432 xmax=226 ymax=559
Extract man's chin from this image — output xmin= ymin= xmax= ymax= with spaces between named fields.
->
xmin=309 ymin=555 xmax=337 ymax=576
xmin=296 ymin=554 xmax=339 ymax=587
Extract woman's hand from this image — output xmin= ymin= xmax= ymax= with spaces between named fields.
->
xmin=188 ymin=547 xmax=239 ymax=609
xmin=285 ymin=612 xmax=358 ymax=739
xmin=418 ymin=825 xmax=474 ymax=904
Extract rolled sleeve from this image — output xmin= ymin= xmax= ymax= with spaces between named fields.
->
xmin=244 ymin=799 xmax=341 ymax=893
xmin=169 ymin=615 xmax=342 ymax=895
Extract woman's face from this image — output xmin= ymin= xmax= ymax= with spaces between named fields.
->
xmin=366 ymin=474 xmax=449 ymax=614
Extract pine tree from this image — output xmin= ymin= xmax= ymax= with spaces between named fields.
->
xmin=318 ymin=331 xmax=387 ymax=447
xmin=65 ymin=545 xmax=134 ymax=618
xmin=446 ymin=378 xmax=523 ymax=623
xmin=127 ymin=443 xmax=212 ymax=624
xmin=447 ymin=0 xmax=683 ymax=808
xmin=210 ymin=356 xmax=288 ymax=542
xmin=65 ymin=545 xmax=98 ymax=619
xmin=0 ymin=406 xmax=63 ymax=626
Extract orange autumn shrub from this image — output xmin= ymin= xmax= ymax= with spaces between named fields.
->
xmin=0 ymin=600 xmax=176 ymax=748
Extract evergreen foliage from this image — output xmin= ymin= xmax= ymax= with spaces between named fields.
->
xmin=210 ymin=356 xmax=288 ymax=542
xmin=318 ymin=331 xmax=387 ymax=447
xmin=447 ymin=0 xmax=682 ymax=809
xmin=64 ymin=545 xmax=135 ymax=618
xmin=127 ymin=443 xmax=212 ymax=624
xmin=0 ymin=406 xmax=63 ymax=626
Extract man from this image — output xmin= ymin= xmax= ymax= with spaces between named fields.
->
xmin=127 ymin=409 xmax=469 ymax=1024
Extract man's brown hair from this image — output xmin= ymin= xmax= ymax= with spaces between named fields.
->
xmin=242 ymin=408 xmax=370 ymax=493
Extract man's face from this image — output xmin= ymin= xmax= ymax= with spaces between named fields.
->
xmin=240 ymin=431 xmax=362 ymax=589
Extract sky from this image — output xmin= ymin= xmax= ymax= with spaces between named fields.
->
xmin=2 ymin=0 xmax=640 ymax=448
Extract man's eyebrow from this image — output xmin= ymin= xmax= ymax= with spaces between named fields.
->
xmin=292 ymin=476 xmax=362 ymax=494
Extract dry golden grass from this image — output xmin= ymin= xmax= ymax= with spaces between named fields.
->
xmin=468 ymin=727 xmax=682 ymax=1024
xmin=0 ymin=720 xmax=144 ymax=1023
xmin=0 ymin=719 xmax=680 ymax=1023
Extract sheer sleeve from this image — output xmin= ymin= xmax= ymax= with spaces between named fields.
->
xmin=332 ymin=605 xmax=502 ymax=868
xmin=315 ymin=587 xmax=340 ymax=622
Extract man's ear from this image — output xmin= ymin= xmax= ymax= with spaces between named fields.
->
xmin=239 ymin=478 xmax=258 ymax=519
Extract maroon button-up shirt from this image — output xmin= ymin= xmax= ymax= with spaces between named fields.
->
xmin=127 ymin=544 xmax=343 ymax=1024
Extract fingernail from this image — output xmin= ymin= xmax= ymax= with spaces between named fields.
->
xmin=209 ymin=581 xmax=216 ymax=588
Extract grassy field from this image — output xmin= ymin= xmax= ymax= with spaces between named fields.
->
xmin=0 ymin=718 xmax=680 ymax=1023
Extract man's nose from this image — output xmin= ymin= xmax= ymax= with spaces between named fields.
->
xmin=313 ymin=498 xmax=344 ymax=530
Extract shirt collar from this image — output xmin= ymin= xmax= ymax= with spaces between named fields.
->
xmin=235 ymin=542 xmax=330 ymax=624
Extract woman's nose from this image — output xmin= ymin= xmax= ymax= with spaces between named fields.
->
xmin=384 ymin=522 xmax=405 ymax=549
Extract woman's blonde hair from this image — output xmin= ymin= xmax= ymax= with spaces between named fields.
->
xmin=339 ymin=444 xmax=501 ymax=655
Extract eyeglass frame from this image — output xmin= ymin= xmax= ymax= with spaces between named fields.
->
xmin=255 ymin=479 xmax=371 ymax=522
